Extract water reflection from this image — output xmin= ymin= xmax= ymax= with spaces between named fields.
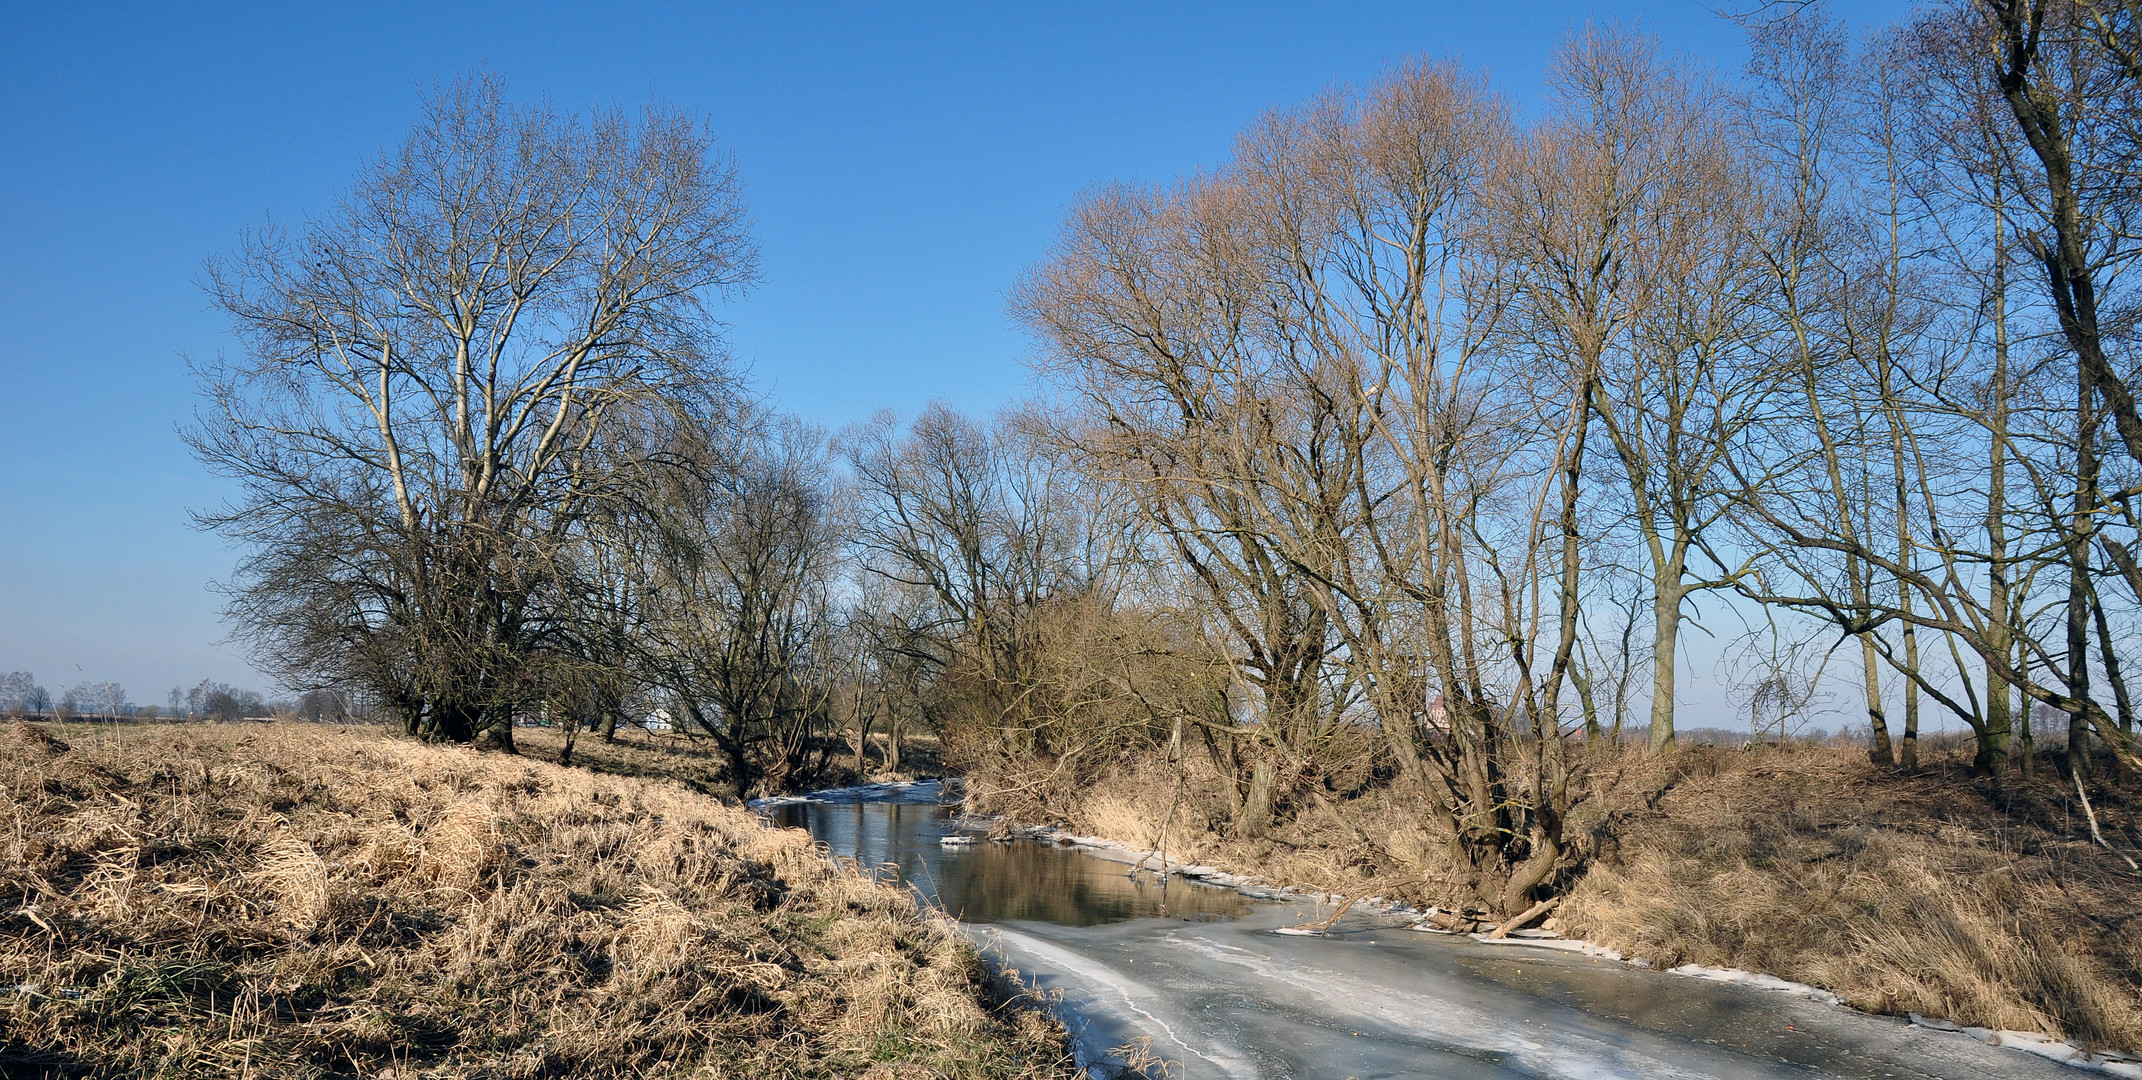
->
xmin=771 ymin=794 xmax=1251 ymax=926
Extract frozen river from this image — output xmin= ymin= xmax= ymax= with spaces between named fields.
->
xmin=766 ymin=782 xmax=2094 ymax=1080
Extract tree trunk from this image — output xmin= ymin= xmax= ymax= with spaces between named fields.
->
xmin=1572 ymin=662 xmax=1602 ymax=740
xmin=1901 ymin=622 xmax=1920 ymax=770
xmin=1861 ymin=633 xmax=1893 ymax=765
xmin=2095 ymin=601 xmax=2136 ymax=737
xmin=1499 ymin=828 xmax=1560 ymax=915
xmin=475 ymin=711 xmax=517 ymax=754
xmin=1982 ymin=190 xmax=2015 ymax=776
xmin=2017 ymin=635 xmax=2036 ymax=781
xmin=1648 ymin=585 xmax=1681 ymax=752
xmin=1237 ymin=757 xmax=1276 ymax=839
xmin=854 ymin=708 xmax=874 ymax=777
xmin=431 ymin=700 xmax=479 ymax=744
xmin=2069 ymin=365 xmax=2099 ymax=781
xmin=1205 ymin=726 xmax=1244 ymax=823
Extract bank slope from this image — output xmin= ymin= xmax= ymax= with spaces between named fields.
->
xmin=0 ymin=722 xmax=1074 ymax=1080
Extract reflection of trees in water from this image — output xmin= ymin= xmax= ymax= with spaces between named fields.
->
xmin=780 ymin=802 xmax=1251 ymax=927
xmin=935 ymin=842 xmax=1254 ymax=926
xmin=776 ymin=802 xmax=918 ymax=872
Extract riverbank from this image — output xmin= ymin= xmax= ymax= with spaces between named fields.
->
xmin=964 ymin=743 xmax=2142 ymax=1061
xmin=509 ymin=724 xmax=947 ymax=799
xmin=771 ymin=776 xmax=2129 ymax=1080
xmin=0 ymin=722 xmax=1076 ymax=1079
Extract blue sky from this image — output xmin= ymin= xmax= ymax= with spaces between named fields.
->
xmin=0 ymin=1 xmax=1906 ymax=703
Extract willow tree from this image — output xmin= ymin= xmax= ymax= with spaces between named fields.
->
xmin=840 ymin=405 xmax=1089 ymax=763
xmin=189 ymin=74 xmax=756 ymax=747
xmin=1018 ymin=59 xmax=1615 ymax=911
xmin=639 ymin=416 xmax=845 ymax=798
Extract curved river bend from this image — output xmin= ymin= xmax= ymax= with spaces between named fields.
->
xmin=767 ymin=782 xmax=2091 ymax=1080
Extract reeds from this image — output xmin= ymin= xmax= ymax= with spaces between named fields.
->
xmin=0 ymin=722 xmax=1075 ymax=1079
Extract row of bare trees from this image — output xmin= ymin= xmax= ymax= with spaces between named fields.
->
xmin=197 ymin=5 xmax=2140 ymax=907
xmin=978 ymin=2 xmax=2142 ymax=913
xmin=191 ymin=75 xmax=1080 ymax=799
xmin=191 ymin=74 xmax=842 ymax=795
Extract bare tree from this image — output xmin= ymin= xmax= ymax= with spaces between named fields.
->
xmin=0 ymin=672 xmax=47 ymax=718
xmin=189 ymin=73 xmax=755 ymax=748
xmin=840 ymin=405 xmax=1088 ymax=766
xmin=1016 ymin=167 xmax=1368 ymax=838
xmin=1019 ymin=56 xmax=1620 ymax=912
xmin=1981 ymin=0 xmax=2142 ymax=466
xmin=639 ymin=415 xmax=845 ymax=797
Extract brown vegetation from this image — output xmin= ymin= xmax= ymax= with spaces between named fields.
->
xmin=0 ymin=722 xmax=1072 ymax=1079
xmin=510 ymin=725 xmax=944 ymax=796
xmin=1566 ymin=744 xmax=2142 ymax=1052
xmin=969 ymin=740 xmax=2142 ymax=1053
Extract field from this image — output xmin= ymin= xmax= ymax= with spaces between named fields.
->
xmin=970 ymin=741 xmax=2142 ymax=1055
xmin=0 ymin=721 xmax=1073 ymax=1079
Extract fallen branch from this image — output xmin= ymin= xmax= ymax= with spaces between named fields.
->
xmin=1487 ymin=897 xmax=1560 ymax=940
xmin=2073 ymin=769 xmax=2140 ymax=873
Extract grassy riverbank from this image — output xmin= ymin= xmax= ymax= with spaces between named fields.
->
xmin=508 ymin=726 xmax=946 ymax=798
xmin=0 ymin=722 xmax=1074 ymax=1079
xmin=967 ymin=743 xmax=2142 ymax=1055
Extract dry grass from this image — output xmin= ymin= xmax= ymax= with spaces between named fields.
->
xmin=973 ymin=741 xmax=2142 ymax=1054
xmin=510 ymin=726 xmax=946 ymax=796
xmin=0 ymin=721 xmax=1075 ymax=1079
xmin=511 ymin=726 xmax=735 ymax=796
xmin=968 ymin=747 xmax=1488 ymax=912
xmin=1563 ymin=745 xmax=2142 ymax=1053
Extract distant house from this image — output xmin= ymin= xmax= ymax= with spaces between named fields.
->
xmin=1419 ymin=694 xmax=1448 ymax=735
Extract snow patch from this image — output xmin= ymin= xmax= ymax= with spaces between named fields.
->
xmin=749 ymin=778 xmax=950 ymax=810
xmin=1470 ymin=935 xmax=1622 ymax=960
xmin=1907 ymin=1015 xmax=2142 ymax=1075
xmin=1665 ymin=963 xmax=1843 ymax=1006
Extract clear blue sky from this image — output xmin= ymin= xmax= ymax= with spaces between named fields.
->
xmin=0 ymin=1 xmax=1905 ymax=704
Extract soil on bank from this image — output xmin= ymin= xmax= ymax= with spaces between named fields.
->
xmin=966 ymin=742 xmax=2142 ymax=1055
xmin=0 ymin=721 xmax=1074 ymax=1080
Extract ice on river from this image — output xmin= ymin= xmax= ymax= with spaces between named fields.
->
xmin=768 ymin=784 xmax=2116 ymax=1080
xmin=970 ymin=904 xmax=2120 ymax=1080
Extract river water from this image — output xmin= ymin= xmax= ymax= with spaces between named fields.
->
xmin=767 ymin=782 xmax=2094 ymax=1080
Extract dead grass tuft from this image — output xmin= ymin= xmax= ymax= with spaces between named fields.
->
xmin=7 ymin=719 xmax=69 ymax=756
xmin=0 ymin=723 xmax=1075 ymax=1079
xmin=255 ymin=835 xmax=335 ymax=929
